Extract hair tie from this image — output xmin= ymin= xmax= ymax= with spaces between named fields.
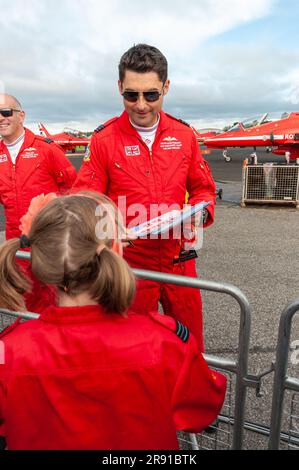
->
xmin=96 ymin=244 xmax=106 ymax=256
xmin=20 ymin=234 xmax=31 ymax=248
xmin=19 ymin=192 xmax=57 ymax=236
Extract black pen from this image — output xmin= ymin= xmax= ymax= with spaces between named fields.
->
xmin=121 ymin=239 xmax=135 ymax=247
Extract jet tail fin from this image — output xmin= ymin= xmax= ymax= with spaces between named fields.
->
xmin=38 ymin=122 xmax=51 ymax=137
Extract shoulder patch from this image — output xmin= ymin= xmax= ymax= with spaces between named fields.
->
xmin=83 ymin=144 xmax=90 ymax=162
xmin=148 ymin=311 xmax=189 ymax=342
xmin=175 ymin=320 xmax=190 ymax=342
xmin=35 ymin=135 xmax=54 ymax=144
xmin=94 ymin=116 xmax=119 ymax=134
xmin=165 ymin=113 xmax=190 ymax=128
xmin=0 ymin=317 xmax=21 ymax=339
xmin=94 ymin=124 xmax=105 ymax=133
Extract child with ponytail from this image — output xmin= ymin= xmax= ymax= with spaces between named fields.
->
xmin=0 ymin=191 xmax=226 ymax=450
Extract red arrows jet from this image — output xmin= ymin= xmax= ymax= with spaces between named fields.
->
xmin=202 ymin=112 xmax=299 ymax=162
xmin=38 ymin=123 xmax=90 ymax=152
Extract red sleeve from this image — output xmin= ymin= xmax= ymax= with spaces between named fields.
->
xmin=0 ymin=366 xmax=6 ymax=438
xmin=171 ymin=335 xmax=227 ymax=433
xmin=72 ymin=135 xmax=109 ymax=193
xmin=187 ymin=135 xmax=216 ymax=227
xmin=47 ymin=144 xmax=77 ymax=193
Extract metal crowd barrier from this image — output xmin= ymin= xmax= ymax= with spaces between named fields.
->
xmin=1 ymin=256 xmax=299 ymax=450
xmin=132 ymin=269 xmax=252 ymax=450
xmin=269 ymin=299 xmax=299 ymax=449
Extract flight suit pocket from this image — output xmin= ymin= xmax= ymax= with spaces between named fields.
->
xmin=199 ymin=159 xmax=215 ymax=188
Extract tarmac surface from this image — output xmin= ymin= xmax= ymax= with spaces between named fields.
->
xmin=1 ymin=147 xmax=299 ymax=449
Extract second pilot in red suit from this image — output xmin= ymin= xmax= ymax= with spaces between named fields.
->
xmin=0 ymin=93 xmax=77 ymax=312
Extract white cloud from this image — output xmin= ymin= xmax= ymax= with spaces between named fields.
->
xmin=76 ymin=0 xmax=274 ymax=57
xmin=166 ymin=41 xmax=299 ymax=120
xmin=3 ymin=0 xmax=297 ymax=131
xmin=277 ymin=69 xmax=299 ymax=105
xmin=0 ymin=1 xmax=45 ymax=29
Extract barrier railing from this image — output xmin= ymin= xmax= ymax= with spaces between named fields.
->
xmin=133 ymin=270 xmax=251 ymax=450
xmin=269 ymin=299 xmax=299 ymax=449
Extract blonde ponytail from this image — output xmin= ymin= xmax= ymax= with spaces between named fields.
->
xmin=90 ymin=249 xmax=135 ymax=314
xmin=0 ymin=239 xmax=31 ymax=311
xmin=25 ymin=192 xmax=136 ymax=315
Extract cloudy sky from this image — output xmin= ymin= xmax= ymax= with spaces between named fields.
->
xmin=0 ymin=0 xmax=298 ymax=132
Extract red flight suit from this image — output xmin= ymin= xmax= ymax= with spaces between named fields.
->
xmin=73 ymin=111 xmax=216 ymax=351
xmin=0 ymin=304 xmax=226 ymax=450
xmin=0 ymin=128 xmax=77 ymax=312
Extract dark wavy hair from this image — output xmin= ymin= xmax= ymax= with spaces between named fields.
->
xmin=119 ymin=44 xmax=168 ymax=83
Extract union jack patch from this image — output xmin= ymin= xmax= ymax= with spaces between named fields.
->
xmin=125 ymin=145 xmax=140 ymax=156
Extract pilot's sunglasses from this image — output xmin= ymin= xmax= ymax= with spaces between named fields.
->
xmin=122 ymin=90 xmax=163 ymax=103
xmin=0 ymin=108 xmax=22 ymax=117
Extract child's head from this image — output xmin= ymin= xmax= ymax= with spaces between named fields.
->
xmin=0 ymin=191 xmax=135 ymax=313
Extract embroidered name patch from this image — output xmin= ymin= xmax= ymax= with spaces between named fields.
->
xmin=160 ymin=136 xmax=182 ymax=150
xmin=125 ymin=145 xmax=140 ymax=156
xmin=22 ymin=149 xmax=39 ymax=159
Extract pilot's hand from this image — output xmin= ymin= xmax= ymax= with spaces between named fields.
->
xmin=191 ymin=208 xmax=208 ymax=227
xmin=202 ymin=208 xmax=209 ymax=225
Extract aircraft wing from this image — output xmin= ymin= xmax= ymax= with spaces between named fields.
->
xmin=53 ymin=139 xmax=90 ymax=146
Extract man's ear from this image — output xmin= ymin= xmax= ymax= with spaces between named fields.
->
xmin=19 ymin=110 xmax=26 ymax=125
xmin=118 ymin=80 xmax=123 ymax=96
xmin=163 ymin=79 xmax=170 ymax=96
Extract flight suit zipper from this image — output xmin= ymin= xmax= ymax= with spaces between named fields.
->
xmin=138 ymin=137 xmax=163 ymax=272
xmin=139 ymin=137 xmax=159 ymax=203
xmin=11 ymin=163 xmax=21 ymax=224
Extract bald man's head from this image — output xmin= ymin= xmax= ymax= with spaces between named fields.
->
xmin=0 ymin=94 xmax=23 ymax=110
xmin=0 ymin=94 xmax=25 ymax=144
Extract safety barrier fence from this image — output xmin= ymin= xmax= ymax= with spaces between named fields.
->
xmin=0 ymin=252 xmax=298 ymax=450
xmin=269 ymin=299 xmax=299 ymax=449
xmin=133 ymin=269 xmax=251 ymax=450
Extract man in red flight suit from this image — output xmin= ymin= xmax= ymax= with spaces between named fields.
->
xmin=73 ymin=45 xmax=216 ymax=351
xmin=0 ymin=94 xmax=77 ymax=240
xmin=0 ymin=94 xmax=77 ymax=310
